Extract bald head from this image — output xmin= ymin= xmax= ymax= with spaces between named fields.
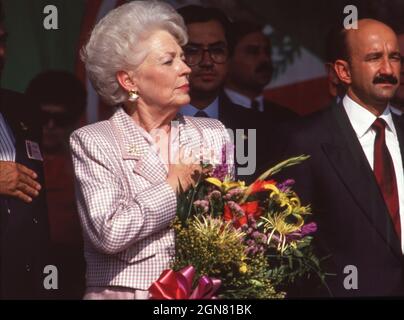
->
xmin=334 ymin=19 xmax=401 ymax=115
xmin=345 ymin=19 xmax=398 ymax=61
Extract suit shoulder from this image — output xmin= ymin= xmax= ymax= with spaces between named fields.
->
xmin=289 ymin=107 xmax=334 ymax=143
xmin=71 ymin=120 xmax=113 ymax=144
xmin=264 ymin=100 xmax=299 ymax=120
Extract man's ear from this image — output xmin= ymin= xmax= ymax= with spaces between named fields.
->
xmin=334 ymin=59 xmax=352 ymax=85
xmin=116 ymin=71 xmax=137 ymax=92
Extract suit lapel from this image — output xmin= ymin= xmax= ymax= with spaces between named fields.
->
xmin=177 ymin=114 xmax=206 ymax=161
xmin=218 ymin=92 xmax=232 ymax=126
xmin=322 ymin=104 xmax=402 ymax=258
xmin=110 ymin=107 xmax=167 ymax=184
xmin=392 ymin=113 xmax=404 ymax=171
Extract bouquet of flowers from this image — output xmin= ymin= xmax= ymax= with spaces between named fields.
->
xmin=150 ymin=154 xmax=326 ymax=299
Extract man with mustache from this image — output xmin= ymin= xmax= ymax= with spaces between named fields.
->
xmin=224 ymin=21 xmax=295 ymax=118
xmin=0 ymin=2 xmax=51 ymax=298
xmin=285 ymin=19 xmax=404 ymax=297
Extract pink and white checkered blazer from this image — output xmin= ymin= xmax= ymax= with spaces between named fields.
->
xmin=70 ymin=107 xmax=233 ymax=290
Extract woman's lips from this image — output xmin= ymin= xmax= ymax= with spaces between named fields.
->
xmin=177 ymin=84 xmax=190 ymax=91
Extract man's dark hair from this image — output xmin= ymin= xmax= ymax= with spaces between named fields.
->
xmin=229 ymin=20 xmax=267 ymax=57
xmin=177 ymin=5 xmax=233 ymax=53
xmin=25 ymin=70 xmax=87 ymax=124
xmin=325 ymin=25 xmax=349 ymax=63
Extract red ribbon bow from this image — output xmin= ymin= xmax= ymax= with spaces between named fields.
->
xmin=149 ymin=266 xmax=221 ymax=299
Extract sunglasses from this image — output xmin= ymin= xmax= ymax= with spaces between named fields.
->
xmin=41 ymin=111 xmax=73 ymax=127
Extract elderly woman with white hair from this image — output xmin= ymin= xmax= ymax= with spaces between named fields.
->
xmin=70 ymin=1 xmax=233 ymax=299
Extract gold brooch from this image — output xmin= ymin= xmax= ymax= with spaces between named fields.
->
xmin=128 ymin=145 xmax=138 ymax=156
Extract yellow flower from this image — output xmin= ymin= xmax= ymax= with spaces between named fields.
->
xmin=239 ymin=264 xmax=248 ymax=274
xmin=205 ymin=177 xmax=245 ymax=193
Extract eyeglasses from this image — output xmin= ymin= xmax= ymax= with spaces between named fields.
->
xmin=183 ymin=44 xmax=229 ymax=66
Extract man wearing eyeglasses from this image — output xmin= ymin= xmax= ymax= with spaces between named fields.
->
xmin=177 ymin=5 xmax=268 ymax=180
xmin=0 ymin=2 xmax=51 ymax=299
xmin=177 ymin=6 xmax=253 ymax=120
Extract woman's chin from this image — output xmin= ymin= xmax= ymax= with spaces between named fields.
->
xmin=176 ymin=96 xmax=191 ymax=107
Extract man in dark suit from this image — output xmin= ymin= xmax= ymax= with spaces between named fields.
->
xmin=178 ymin=6 xmax=291 ymax=179
xmin=224 ymin=20 xmax=297 ymax=117
xmin=284 ymin=19 xmax=404 ymax=297
xmin=0 ymin=3 xmax=51 ymax=299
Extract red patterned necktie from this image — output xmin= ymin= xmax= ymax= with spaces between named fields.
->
xmin=372 ymin=118 xmax=401 ymax=240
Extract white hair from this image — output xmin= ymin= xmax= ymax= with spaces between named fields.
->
xmin=81 ymin=1 xmax=188 ymax=105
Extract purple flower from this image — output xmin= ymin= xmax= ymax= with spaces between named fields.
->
xmin=284 ymin=222 xmax=318 ymax=242
xmin=208 ymin=190 xmax=222 ymax=201
xmin=300 ymin=222 xmax=317 ymax=236
xmin=193 ymin=200 xmax=210 ymax=213
xmin=247 ymin=216 xmax=257 ymax=229
xmin=227 ymin=201 xmax=244 ymax=217
xmin=211 ymin=144 xmax=234 ymax=180
xmin=223 ymin=188 xmax=243 ymax=201
xmin=212 ymin=164 xmax=229 ymax=181
xmin=277 ymin=179 xmax=295 ymax=192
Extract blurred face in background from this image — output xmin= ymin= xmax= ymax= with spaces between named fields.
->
xmin=392 ymin=33 xmax=404 ymax=110
xmin=227 ymin=31 xmax=273 ymax=94
xmin=41 ymin=104 xmax=74 ymax=154
xmin=184 ymin=20 xmax=229 ymax=97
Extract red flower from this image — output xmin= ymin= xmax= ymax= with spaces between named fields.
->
xmin=249 ymin=180 xmax=277 ymax=194
xmin=224 ymin=201 xmax=261 ymax=228
xmin=241 ymin=201 xmax=261 ymax=218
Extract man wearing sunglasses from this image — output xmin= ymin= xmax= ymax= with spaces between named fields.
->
xmin=0 ymin=2 xmax=51 ymax=299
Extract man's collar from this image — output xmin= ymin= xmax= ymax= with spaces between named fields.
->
xmin=224 ymin=88 xmax=264 ymax=111
xmin=180 ymin=97 xmax=219 ymax=118
xmin=343 ymin=94 xmax=397 ymax=138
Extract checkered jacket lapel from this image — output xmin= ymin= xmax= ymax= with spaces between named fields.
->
xmin=110 ymin=108 xmax=167 ymax=183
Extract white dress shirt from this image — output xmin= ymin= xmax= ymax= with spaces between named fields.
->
xmin=129 ymin=116 xmax=180 ymax=171
xmin=224 ymin=88 xmax=265 ymax=112
xmin=181 ymin=97 xmax=219 ymax=119
xmin=343 ymin=94 xmax=404 ymax=253
xmin=0 ymin=112 xmax=16 ymax=162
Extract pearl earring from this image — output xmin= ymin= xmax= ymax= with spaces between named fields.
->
xmin=128 ymin=90 xmax=139 ymax=102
